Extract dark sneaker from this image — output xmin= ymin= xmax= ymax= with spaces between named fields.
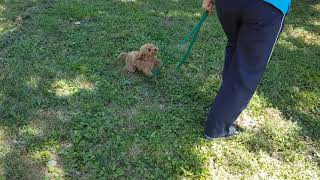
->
xmin=204 ymin=125 xmax=238 ymax=140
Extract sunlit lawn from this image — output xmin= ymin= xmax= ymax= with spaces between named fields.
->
xmin=0 ymin=0 xmax=319 ymax=179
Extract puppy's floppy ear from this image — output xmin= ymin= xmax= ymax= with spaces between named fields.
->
xmin=138 ymin=44 xmax=149 ymax=60
xmin=138 ymin=52 xmax=145 ymax=60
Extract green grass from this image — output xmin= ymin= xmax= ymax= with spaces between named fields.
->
xmin=0 ymin=0 xmax=319 ymax=179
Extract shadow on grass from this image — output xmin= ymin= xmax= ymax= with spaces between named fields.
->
xmin=239 ymin=0 xmax=320 ymax=172
xmin=0 ymin=0 xmax=214 ymax=178
xmin=0 ymin=0 xmax=319 ymax=178
xmin=258 ymin=0 xmax=320 ymax=141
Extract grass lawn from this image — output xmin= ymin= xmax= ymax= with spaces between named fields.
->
xmin=0 ymin=0 xmax=319 ymax=179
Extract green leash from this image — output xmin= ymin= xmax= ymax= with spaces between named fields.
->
xmin=152 ymin=11 xmax=209 ymax=76
xmin=176 ymin=11 xmax=209 ymax=70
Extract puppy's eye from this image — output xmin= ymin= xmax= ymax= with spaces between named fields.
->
xmin=148 ymin=48 xmax=151 ymax=52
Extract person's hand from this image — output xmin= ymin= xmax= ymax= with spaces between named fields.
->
xmin=202 ymin=0 xmax=215 ymax=14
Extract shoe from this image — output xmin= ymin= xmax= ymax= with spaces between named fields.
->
xmin=204 ymin=125 xmax=238 ymax=140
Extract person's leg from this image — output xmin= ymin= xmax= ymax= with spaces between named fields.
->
xmin=205 ymin=0 xmax=285 ymax=138
xmin=204 ymin=0 xmax=242 ymax=137
xmin=215 ymin=0 xmax=241 ymax=81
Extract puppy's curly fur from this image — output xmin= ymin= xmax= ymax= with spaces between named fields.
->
xmin=118 ymin=43 xmax=162 ymax=76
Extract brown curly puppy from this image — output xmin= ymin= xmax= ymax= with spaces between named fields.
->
xmin=118 ymin=43 xmax=162 ymax=76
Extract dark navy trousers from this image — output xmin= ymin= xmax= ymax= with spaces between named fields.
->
xmin=205 ymin=0 xmax=286 ymax=138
